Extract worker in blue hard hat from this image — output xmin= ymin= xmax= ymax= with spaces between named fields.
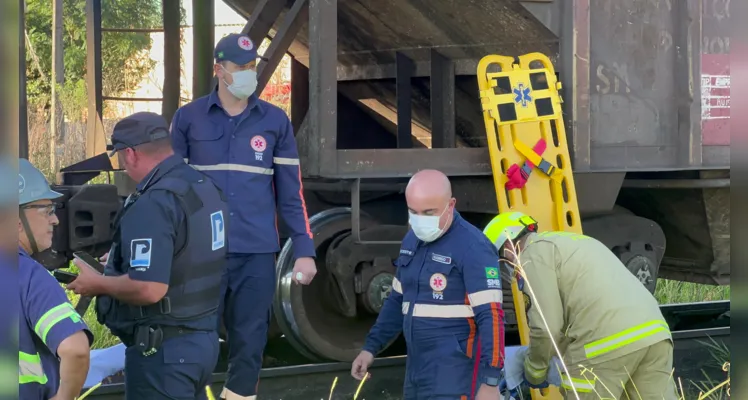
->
xmin=484 ymin=211 xmax=678 ymax=399
xmin=18 ymin=158 xmax=93 ymax=399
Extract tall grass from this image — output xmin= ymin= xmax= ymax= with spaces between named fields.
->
xmin=655 ymin=279 xmax=730 ymax=304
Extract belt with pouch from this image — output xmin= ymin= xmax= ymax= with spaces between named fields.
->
xmin=133 ymin=325 xmax=207 ymax=356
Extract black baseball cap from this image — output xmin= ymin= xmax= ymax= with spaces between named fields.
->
xmin=214 ymin=33 xmax=266 ymax=65
xmin=108 ymin=112 xmax=170 ymax=156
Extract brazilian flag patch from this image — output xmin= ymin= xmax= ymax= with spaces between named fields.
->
xmin=485 ymin=266 xmax=499 ymax=279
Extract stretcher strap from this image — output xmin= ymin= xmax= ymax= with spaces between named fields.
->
xmin=513 ymin=139 xmax=563 ymax=182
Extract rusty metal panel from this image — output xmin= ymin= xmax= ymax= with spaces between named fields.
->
xmin=307 ymin=0 xmax=338 ymax=177
xmin=587 ymin=0 xmax=729 ymax=171
xmin=588 ymin=0 xmax=680 ymax=170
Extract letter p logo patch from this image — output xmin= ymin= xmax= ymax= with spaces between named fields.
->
xmin=130 ymin=238 xmax=153 ymax=269
xmin=211 ymin=211 xmax=225 ymax=251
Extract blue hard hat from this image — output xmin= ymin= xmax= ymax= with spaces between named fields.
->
xmin=18 ymin=158 xmax=62 ymax=206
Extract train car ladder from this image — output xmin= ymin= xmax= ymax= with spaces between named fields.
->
xmin=476 ymin=53 xmax=582 ymax=400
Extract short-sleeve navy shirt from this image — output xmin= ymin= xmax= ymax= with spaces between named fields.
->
xmin=109 ymin=154 xmax=218 ymax=332
xmin=19 ymin=247 xmax=92 ymax=399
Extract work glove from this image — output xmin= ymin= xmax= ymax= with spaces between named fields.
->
xmin=498 ymin=377 xmax=521 ymax=399
xmin=522 ymin=370 xmax=550 ymax=389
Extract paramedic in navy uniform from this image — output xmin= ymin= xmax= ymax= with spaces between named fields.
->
xmin=68 ymin=112 xmax=229 ymax=399
xmin=169 ymin=32 xmax=317 ymax=400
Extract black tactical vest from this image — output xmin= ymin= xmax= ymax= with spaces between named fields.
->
xmin=97 ymin=164 xmax=228 ymax=337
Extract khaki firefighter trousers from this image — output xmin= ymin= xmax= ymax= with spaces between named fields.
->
xmin=559 ymin=339 xmax=679 ymax=400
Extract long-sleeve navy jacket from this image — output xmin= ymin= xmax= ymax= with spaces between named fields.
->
xmin=170 ymin=89 xmax=315 ymax=259
xmin=363 ymin=210 xmax=506 ymax=380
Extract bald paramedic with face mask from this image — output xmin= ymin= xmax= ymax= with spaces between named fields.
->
xmin=351 ymin=169 xmax=505 ymax=400
xmin=170 ymin=33 xmax=316 ymax=400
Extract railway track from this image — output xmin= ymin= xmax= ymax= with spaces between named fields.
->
xmin=83 ymin=301 xmax=730 ymax=400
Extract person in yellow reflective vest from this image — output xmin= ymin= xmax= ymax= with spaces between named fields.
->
xmin=483 ymin=211 xmax=678 ymax=400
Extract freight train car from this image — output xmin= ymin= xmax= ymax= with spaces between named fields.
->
xmin=27 ymin=0 xmax=730 ymax=364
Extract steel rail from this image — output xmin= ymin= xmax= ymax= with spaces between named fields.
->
xmin=81 ymin=301 xmax=729 ymax=399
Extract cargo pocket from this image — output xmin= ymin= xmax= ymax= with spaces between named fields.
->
xmin=432 ymin=335 xmax=473 ymax=397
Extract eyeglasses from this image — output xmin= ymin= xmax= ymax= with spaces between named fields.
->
xmin=21 ymin=203 xmax=58 ymax=217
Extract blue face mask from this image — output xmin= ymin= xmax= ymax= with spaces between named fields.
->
xmin=222 ymin=67 xmax=257 ymax=100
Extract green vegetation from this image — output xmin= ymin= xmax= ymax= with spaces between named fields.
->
xmin=655 ymin=279 xmax=730 ymax=304
xmin=25 ymin=0 xmax=164 ymax=114
xmin=64 ymin=262 xmax=122 ymax=349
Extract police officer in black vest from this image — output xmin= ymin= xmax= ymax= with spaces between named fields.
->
xmin=68 ymin=111 xmax=228 ymax=399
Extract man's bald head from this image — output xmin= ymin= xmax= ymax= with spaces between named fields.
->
xmin=405 ymin=170 xmax=456 ymax=241
xmin=406 ymin=169 xmax=452 ymax=202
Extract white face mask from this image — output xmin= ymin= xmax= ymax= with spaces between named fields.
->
xmin=408 ymin=204 xmax=452 ymax=243
xmin=222 ymin=67 xmax=258 ymax=100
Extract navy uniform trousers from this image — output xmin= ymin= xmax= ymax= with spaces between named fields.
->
xmin=219 ymin=253 xmax=277 ymax=397
xmin=124 ymin=331 xmax=219 ymax=400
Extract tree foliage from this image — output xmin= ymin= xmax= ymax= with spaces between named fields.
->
xmin=24 ymin=0 xmax=172 ymax=120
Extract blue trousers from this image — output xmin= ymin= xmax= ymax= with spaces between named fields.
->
xmin=124 ymin=331 xmax=219 ymax=400
xmin=219 ymin=253 xmax=276 ymax=398
xmin=403 ymin=334 xmax=480 ymax=400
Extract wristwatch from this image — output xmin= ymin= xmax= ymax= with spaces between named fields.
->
xmin=483 ymin=376 xmax=500 ymax=387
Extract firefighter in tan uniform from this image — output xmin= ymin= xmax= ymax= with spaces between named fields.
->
xmin=484 ymin=211 xmax=678 ymax=400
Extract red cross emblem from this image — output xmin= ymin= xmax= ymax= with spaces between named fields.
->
xmin=238 ymin=36 xmax=254 ymax=51
xmin=250 ymin=135 xmax=267 ymax=152
xmin=430 ymin=273 xmax=447 ymax=291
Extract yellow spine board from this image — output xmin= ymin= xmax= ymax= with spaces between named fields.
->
xmin=477 ymin=53 xmax=585 ymax=400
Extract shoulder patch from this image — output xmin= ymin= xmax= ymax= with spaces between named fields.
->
xmin=211 ymin=211 xmax=226 ymax=251
xmin=399 ymin=249 xmax=414 ymax=256
xmin=130 ymin=238 xmax=153 ymax=270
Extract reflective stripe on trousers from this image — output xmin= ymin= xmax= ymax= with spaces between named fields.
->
xmin=561 ymin=374 xmax=595 ymax=393
xmin=19 ymin=351 xmax=48 ymax=384
xmin=584 ymin=320 xmax=670 ymax=358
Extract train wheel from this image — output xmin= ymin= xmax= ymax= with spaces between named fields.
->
xmin=582 ymin=210 xmax=665 ymax=294
xmin=273 ymin=208 xmax=402 ymax=362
